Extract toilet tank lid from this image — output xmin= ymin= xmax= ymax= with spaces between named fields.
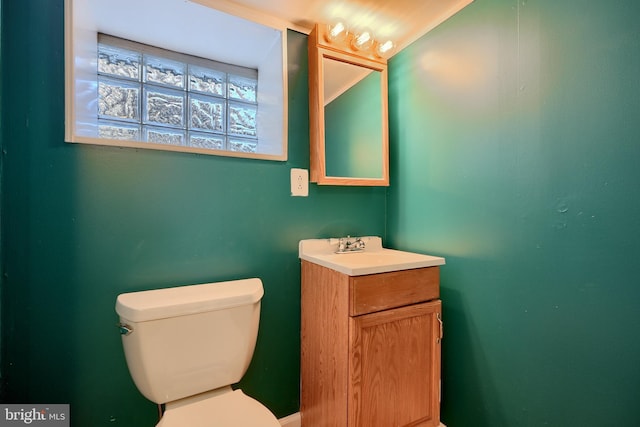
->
xmin=116 ymin=278 xmax=264 ymax=322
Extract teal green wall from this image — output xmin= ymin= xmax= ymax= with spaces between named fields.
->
xmin=388 ymin=0 xmax=640 ymax=426
xmin=0 ymin=0 xmax=386 ymax=424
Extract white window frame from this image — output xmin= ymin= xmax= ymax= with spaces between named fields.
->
xmin=65 ymin=0 xmax=288 ymax=161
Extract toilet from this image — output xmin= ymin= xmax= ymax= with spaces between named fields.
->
xmin=115 ymin=278 xmax=280 ymax=427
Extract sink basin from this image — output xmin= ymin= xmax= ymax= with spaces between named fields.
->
xmin=299 ymin=237 xmax=445 ymax=276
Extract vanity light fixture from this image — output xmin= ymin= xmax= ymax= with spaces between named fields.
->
xmin=324 ymin=20 xmax=395 ymax=59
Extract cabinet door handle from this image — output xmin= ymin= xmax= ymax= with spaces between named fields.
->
xmin=436 ymin=312 xmax=443 ymax=343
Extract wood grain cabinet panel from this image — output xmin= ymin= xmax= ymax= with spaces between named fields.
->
xmin=350 ymin=267 xmax=439 ymax=316
xmin=301 ymin=260 xmax=442 ymax=427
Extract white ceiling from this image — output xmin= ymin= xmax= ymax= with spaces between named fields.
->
xmin=194 ymin=0 xmax=474 ymax=57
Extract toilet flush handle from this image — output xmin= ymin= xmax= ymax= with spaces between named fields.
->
xmin=118 ymin=323 xmax=133 ymax=336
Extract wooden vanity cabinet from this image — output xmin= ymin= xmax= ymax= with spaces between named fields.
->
xmin=301 ymin=260 xmax=443 ymax=427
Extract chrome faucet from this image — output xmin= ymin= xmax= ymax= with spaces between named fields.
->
xmin=337 ymin=236 xmax=366 ymax=253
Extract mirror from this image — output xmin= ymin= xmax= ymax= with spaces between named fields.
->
xmin=323 ymin=58 xmax=384 ymax=179
xmin=308 ymin=24 xmax=389 ymax=186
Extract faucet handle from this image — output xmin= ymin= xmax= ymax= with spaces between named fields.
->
xmin=335 ymin=235 xmax=365 ymax=253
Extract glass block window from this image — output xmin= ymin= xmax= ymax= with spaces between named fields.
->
xmin=97 ymin=34 xmax=259 ymax=153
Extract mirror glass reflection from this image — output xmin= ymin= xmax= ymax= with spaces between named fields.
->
xmin=322 ymin=57 xmax=383 ymax=179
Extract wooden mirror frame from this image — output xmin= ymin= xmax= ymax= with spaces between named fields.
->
xmin=308 ymin=24 xmax=389 ymax=186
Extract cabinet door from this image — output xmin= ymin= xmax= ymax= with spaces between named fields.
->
xmin=349 ymin=300 xmax=442 ymax=427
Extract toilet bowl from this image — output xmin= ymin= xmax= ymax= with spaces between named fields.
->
xmin=157 ymin=388 xmax=278 ymax=427
xmin=116 ymin=278 xmax=280 ymax=427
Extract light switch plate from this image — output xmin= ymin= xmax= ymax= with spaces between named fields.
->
xmin=291 ymin=168 xmax=309 ymax=197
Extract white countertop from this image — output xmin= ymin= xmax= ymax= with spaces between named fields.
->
xmin=299 ymin=237 xmax=445 ymax=276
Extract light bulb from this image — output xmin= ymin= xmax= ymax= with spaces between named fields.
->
xmin=325 ymin=21 xmax=348 ymax=43
xmin=375 ymin=39 xmax=395 ymax=57
xmin=351 ymin=28 xmax=374 ymax=51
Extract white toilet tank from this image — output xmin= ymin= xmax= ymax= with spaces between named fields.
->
xmin=116 ymin=278 xmax=264 ymax=404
